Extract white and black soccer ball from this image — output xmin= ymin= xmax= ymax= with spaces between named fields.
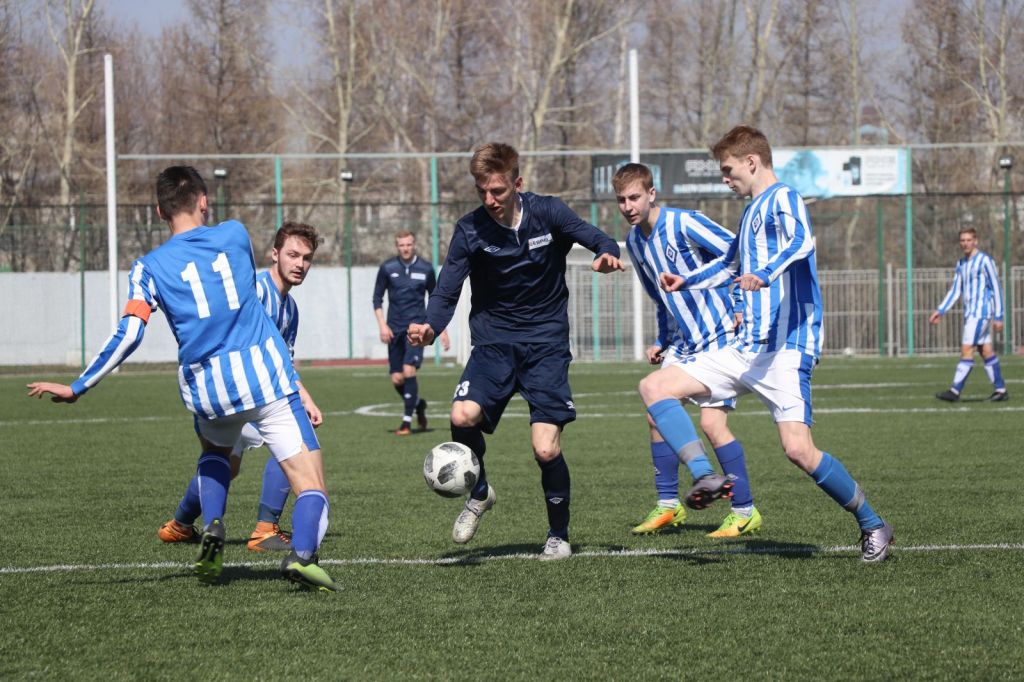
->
xmin=423 ymin=442 xmax=480 ymax=498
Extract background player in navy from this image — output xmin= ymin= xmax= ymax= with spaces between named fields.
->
xmin=929 ymin=227 xmax=1008 ymax=402
xmin=658 ymin=127 xmax=892 ymax=562
xmin=374 ymin=230 xmax=449 ymax=435
xmin=615 ymin=163 xmax=759 ymax=538
xmin=408 ymin=142 xmax=624 ymax=560
xmin=159 ymin=221 xmax=324 ymax=554
xmin=27 ymin=167 xmax=338 ymax=590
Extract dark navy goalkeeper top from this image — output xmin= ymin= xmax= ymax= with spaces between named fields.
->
xmin=373 ymin=255 xmax=437 ymax=332
xmin=426 ymin=192 xmax=620 ymax=345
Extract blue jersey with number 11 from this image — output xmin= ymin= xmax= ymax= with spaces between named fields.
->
xmin=127 ymin=220 xmax=298 ymax=417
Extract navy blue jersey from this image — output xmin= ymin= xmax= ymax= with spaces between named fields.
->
xmin=426 ymin=192 xmax=620 ymax=345
xmin=373 ymin=255 xmax=437 ymax=331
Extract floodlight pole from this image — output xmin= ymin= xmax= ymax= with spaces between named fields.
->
xmin=104 ymin=54 xmax=118 ymax=337
xmin=628 ymin=49 xmax=639 ymax=163
xmin=1001 ymin=158 xmax=1013 ymax=355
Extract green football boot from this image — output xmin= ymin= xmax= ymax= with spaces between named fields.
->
xmin=193 ymin=518 xmax=226 ymax=584
xmin=707 ymin=507 xmax=762 ymax=538
xmin=281 ymin=551 xmax=339 ymax=592
xmin=630 ymin=504 xmax=686 ymax=535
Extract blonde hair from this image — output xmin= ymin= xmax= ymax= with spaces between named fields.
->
xmin=470 ymin=142 xmax=519 ymax=182
xmin=711 ymin=125 xmax=773 ymax=168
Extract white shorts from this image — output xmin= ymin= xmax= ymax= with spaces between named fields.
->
xmin=962 ymin=317 xmax=993 ymax=346
xmin=194 ymin=393 xmax=320 ymax=463
xmin=681 ymin=347 xmax=815 ymax=425
xmin=230 ymin=423 xmax=265 ymax=458
xmin=661 ymin=351 xmax=736 ymax=410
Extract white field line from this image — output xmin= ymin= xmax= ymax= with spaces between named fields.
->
xmin=3 ymin=543 xmax=1023 ymax=575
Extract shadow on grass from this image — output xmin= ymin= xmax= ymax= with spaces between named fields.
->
xmin=590 ymin=537 xmax=825 ymax=563
xmin=435 ymin=543 xmax=549 ymax=567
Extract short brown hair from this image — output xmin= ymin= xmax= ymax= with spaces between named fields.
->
xmin=470 ymin=142 xmax=519 ymax=182
xmin=274 ymin=221 xmax=320 ymax=252
xmin=958 ymin=227 xmax=978 ymax=238
xmin=612 ymin=163 xmax=654 ymax=195
xmin=711 ymin=125 xmax=773 ymax=168
xmin=395 ymin=229 xmax=415 ymax=241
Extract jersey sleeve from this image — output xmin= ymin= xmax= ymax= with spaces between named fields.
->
xmin=936 ymin=266 xmax=962 ymax=315
xmin=425 ymin=227 xmax=471 ymax=335
xmin=71 ymin=311 xmax=147 ymax=395
xmin=983 ymin=256 xmax=1004 ymax=320
xmin=627 ymin=240 xmax=671 ymax=347
xmin=750 ymin=191 xmax=815 ymax=286
xmin=684 ymin=238 xmax=740 ymax=290
xmin=549 ymin=198 xmax=621 ymax=258
xmin=684 ymin=213 xmax=734 ymax=258
xmin=372 ymin=264 xmax=388 ymax=310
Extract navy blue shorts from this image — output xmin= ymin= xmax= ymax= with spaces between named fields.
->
xmin=388 ymin=332 xmax=424 ymax=374
xmin=453 ymin=342 xmax=576 ymax=433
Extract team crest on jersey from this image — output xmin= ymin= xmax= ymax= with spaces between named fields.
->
xmin=483 ymin=245 xmax=500 ymax=253
xmin=665 ymin=245 xmax=677 ymax=262
xmin=751 ymin=213 xmax=763 ymax=234
xmin=528 ymin=233 xmax=553 ymax=250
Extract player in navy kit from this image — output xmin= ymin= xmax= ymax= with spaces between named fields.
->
xmin=374 ymin=230 xmax=449 ymax=435
xmin=407 ymin=142 xmax=624 ymax=560
xmin=27 ymin=167 xmax=338 ymax=590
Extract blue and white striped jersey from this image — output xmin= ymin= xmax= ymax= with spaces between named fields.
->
xmin=255 ymin=269 xmax=299 ymax=355
xmin=626 ymin=208 xmax=737 ymax=355
xmin=936 ymin=250 xmax=1004 ymax=320
xmin=686 ymin=183 xmax=823 ymax=357
xmin=71 ymin=220 xmax=299 ymax=419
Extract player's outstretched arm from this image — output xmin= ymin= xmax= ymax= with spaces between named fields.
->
xmin=592 ymin=253 xmax=625 ymax=273
xmin=407 ymin=323 xmax=436 ymax=347
xmin=26 ymin=382 xmax=78 ymax=403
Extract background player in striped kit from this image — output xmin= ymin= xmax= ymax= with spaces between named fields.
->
xmin=615 ymin=163 xmax=760 ymax=538
xmin=658 ymin=126 xmax=893 ymax=562
xmin=27 ymin=168 xmax=338 ymax=589
xmin=158 ymin=221 xmax=325 ymax=553
xmin=407 ymin=142 xmax=624 ymax=560
xmin=929 ymin=227 xmax=1008 ymax=402
xmin=374 ymin=230 xmax=449 ymax=435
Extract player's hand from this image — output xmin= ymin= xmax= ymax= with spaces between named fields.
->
xmin=645 ymin=345 xmax=664 ymax=365
xmin=734 ymin=273 xmax=766 ymax=291
xmin=659 ymin=272 xmax=685 ymax=292
xmin=994 ymin=320 xmax=1005 ymax=333
xmin=304 ymin=398 xmax=323 ymax=427
xmin=439 ymin=330 xmax=451 ymax=351
xmin=592 ymin=253 xmax=626 ymax=274
xmin=928 ymin=311 xmax=941 ymax=325
xmin=733 ymin=312 xmax=743 ymax=329
xmin=407 ymin=323 xmax=435 ymax=347
xmin=26 ymin=382 xmax=78 ymax=403
xmin=379 ymin=325 xmax=394 ymax=343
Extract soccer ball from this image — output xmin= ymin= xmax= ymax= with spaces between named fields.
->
xmin=423 ymin=442 xmax=480 ymax=498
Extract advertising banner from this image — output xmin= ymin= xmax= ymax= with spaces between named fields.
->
xmin=592 ymin=148 xmax=908 ymax=199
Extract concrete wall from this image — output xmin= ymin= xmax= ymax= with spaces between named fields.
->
xmin=0 ymin=267 xmax=466 ymax=367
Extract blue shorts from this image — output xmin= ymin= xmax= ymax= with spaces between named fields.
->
xmin=388 ymin=332 xmax=424 ymax=374
xmin=453 ymin=342 xmax=576 ymax=433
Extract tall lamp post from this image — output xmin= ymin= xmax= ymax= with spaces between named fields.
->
xmin=999 ymin=155 xmax=1013 ymax=355
xmin=213 ymin=167 xmax=229 ymax=222
xmin=340 ymin=170 xmax=355 ymax=359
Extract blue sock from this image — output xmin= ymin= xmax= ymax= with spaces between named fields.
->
xmin=403 ymin=376 xmax=419 ymax=420
xmin=650 ymin=440 xmax=680 ymax=502
xmin=647 ymin=399 xmax=713 ymax=481
xmin=538 ymin=454 xmax=571 ymax=540
xmin=452 ymin=424 xmax=489 ymax=500
xmin=984 ymin=356 xmax=1006 ymax=391
xmin=715 ymin=440 xmax=752 ymax=508
xmin=291 ymin=489 xmax=329 ymax=560
xmin=174 ymin=475 xmax=201 ymax=526
xmin=951 ymin=359 xmax=973 ymax=393
xmin=197 ymin=451 xmax=232 ymax=526
xmin=810 ymin=452 xmax=883 ymax=530
xmin=257 ymin=457 xmax=291 ymax=524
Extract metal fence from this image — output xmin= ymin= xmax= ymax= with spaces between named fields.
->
xmin=564 ymin=255 xmax=1023 ymax=359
